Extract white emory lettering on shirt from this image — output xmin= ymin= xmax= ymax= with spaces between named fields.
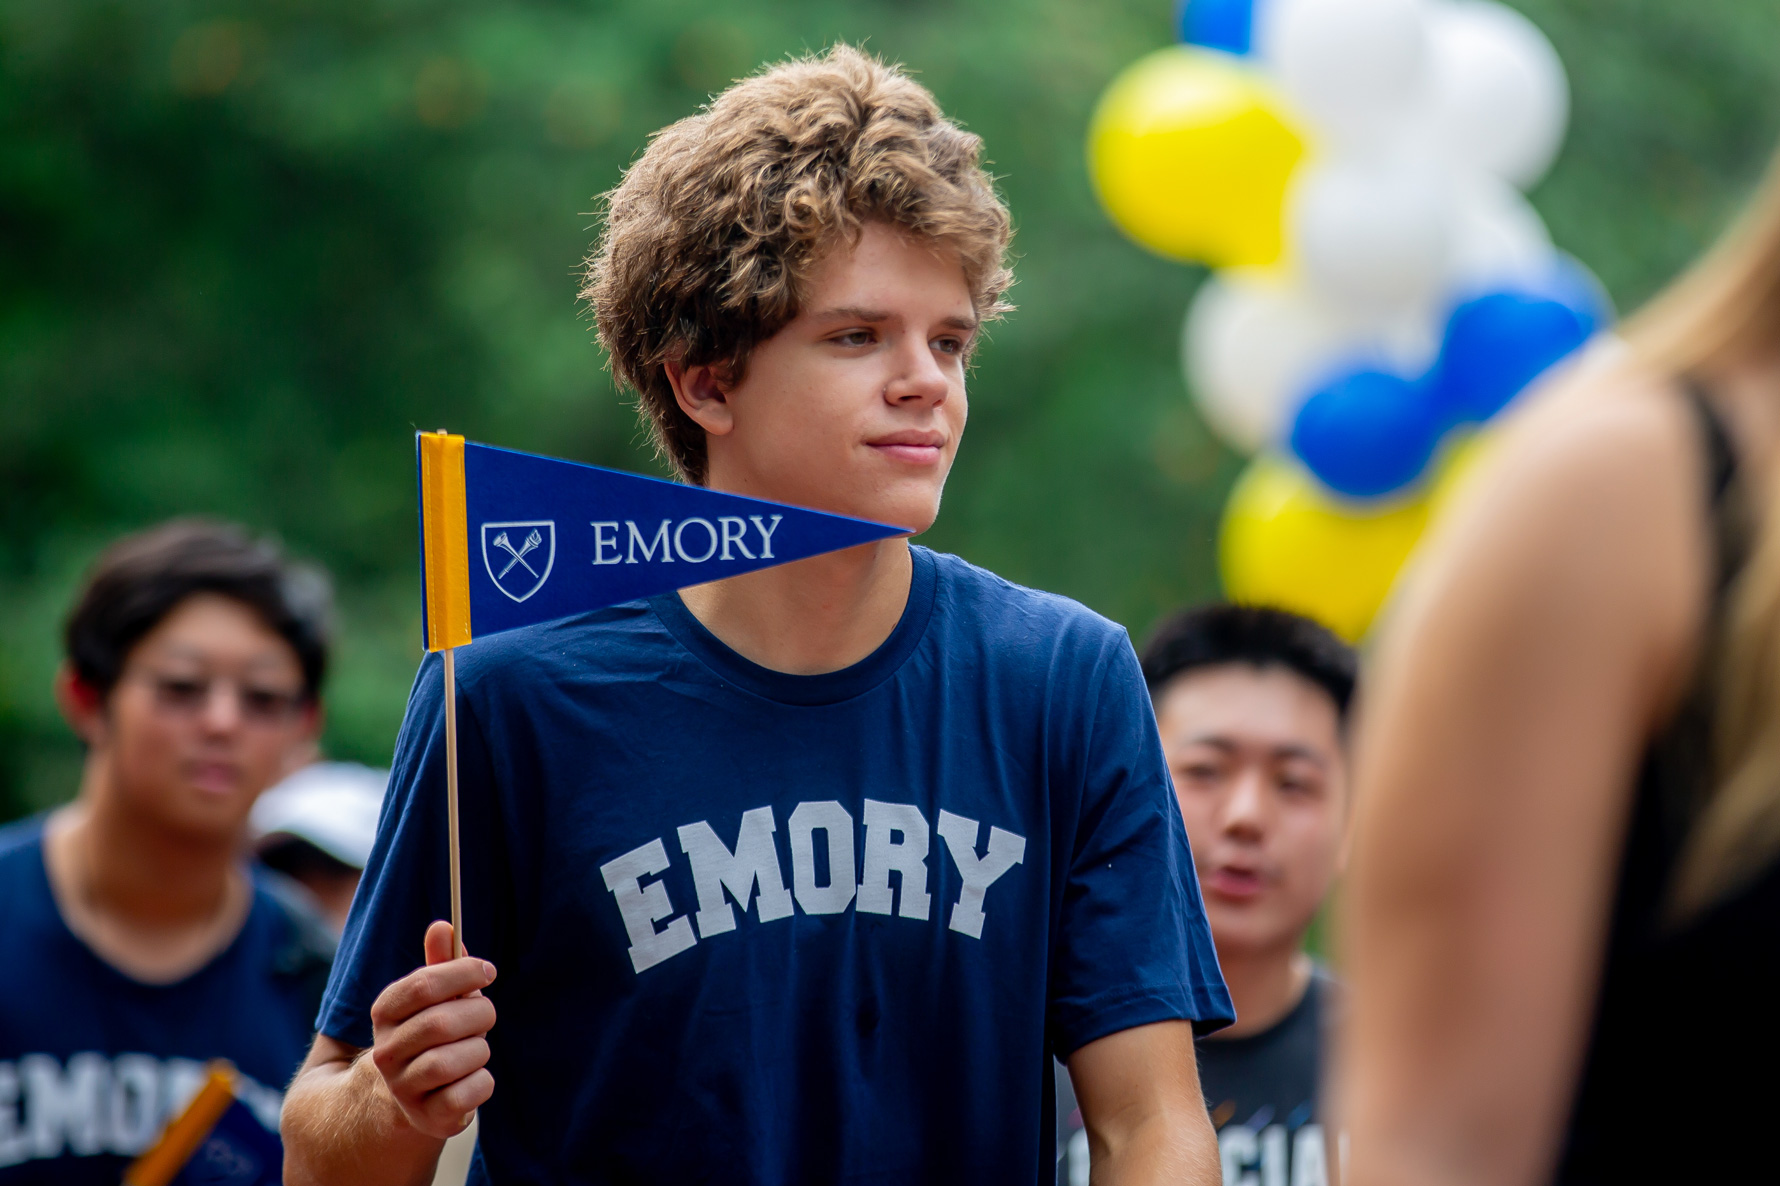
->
xmin=0 ymin=1054 xmax=283 ymax=1167
xmin=599 ymin=800 xmax=1026 ymax=975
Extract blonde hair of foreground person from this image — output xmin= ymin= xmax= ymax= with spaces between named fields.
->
xmin=1625 ymin=154 xmax=1780 ymax=915
xmin=1334 ymin=145 xmax=1780 ymax=1186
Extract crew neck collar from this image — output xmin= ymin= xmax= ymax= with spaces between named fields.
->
xmin=25 ymin=822 xmax=262 ymax=993
xmin=650 ymin=545 xmax=938 ymax=707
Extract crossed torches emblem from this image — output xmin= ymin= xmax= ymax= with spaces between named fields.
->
xmin=490 ymin=528 xmax=542 ymax=579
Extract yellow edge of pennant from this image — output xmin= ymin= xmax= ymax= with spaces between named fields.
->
xmin=123 ymin=1063 xmax=236 ymax=1186
xmin=420 ymin=431 xmax=473 ymax=651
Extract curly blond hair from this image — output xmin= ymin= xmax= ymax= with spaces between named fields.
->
xmin=580 ymin=44 xmax=1014 ymax=484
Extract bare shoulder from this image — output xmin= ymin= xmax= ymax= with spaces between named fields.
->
xmin=1385 ymin=343 xmax=1709 ymax=724
xmin=1470 ymin=344 xmax=1699 ymax=532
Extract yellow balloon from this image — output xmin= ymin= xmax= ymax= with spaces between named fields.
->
xmin=1220 ymin=455 xmax=1428 ymax=642
xmin=1425 ymin=428 xmax=1501 ymax=523
xmin=1088 ymin=47 xmax=1306 ymax=268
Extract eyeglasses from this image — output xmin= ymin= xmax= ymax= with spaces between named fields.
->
xmin=132 ymin=671 xmax=309 ymax=726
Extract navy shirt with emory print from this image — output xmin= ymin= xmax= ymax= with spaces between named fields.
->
xmin=0 ymin=819 xmax=331 ymax=1184
xmin=320 ymin=545 xmax=1233 ymax=1185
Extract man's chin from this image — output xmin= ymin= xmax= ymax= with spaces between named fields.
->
xmin=875 ymin=483 xmax=944 ymax=535
xmin=830 ymin=496 xmax=935 ymax=536
xmin=155 ymin=794 xmax=256 ymax=844
xmin=1207 ymin=909 xmax=1284 ymax=948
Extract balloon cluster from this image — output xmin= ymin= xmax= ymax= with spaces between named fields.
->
xmin=1089 ymin=0 xmax=1609 ymax=640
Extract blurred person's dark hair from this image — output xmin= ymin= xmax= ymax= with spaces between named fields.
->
xmin=64 ymin=518 xmax=332 ymax=703
xmin=1626 ymin=152 xmax=1780 ymax=917
xmin=1141 ymin=604 xmax=1357 ymax=725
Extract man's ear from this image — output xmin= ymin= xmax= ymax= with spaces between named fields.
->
xmin=663 ymin=359 xmax=737 ymax=438
xmin=54 ymin=663 xmax=106 ymax=749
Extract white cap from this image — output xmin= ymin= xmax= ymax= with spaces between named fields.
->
xmin=251 ymin=761 xmax=388 ymax=870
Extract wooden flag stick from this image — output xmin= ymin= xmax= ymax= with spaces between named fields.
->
xmin=422 ymin=427 xmax=471 ymax=963
xmin=443 ymin=644 xmax=464 ymax=960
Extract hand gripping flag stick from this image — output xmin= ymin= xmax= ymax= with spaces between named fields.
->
xmin=416 ymin=431 xmax=907 ymax=963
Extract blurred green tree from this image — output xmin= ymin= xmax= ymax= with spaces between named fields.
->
xmin=2 ymin=0 xmax=1777 ymax=818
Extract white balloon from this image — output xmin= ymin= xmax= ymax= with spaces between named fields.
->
xmin=1184 ymin=276 xmax=1344 ymax=453
xmin=1445 ymin=171 xmax=1553 ymax=293
xmin=1422 ymin=0 xmax=1569 ymax=187
xmin=1185 ymin=274 xmax=1445 ymax=453
xmin=1259 ymin=0 xmax=1432 ymax=151
xmin=1369 ymin=300 xmax=1446 ymax=375
xmin=1290 ymin=156 xmax=1454 ymax=310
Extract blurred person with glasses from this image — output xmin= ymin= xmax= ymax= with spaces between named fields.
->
xmin=0 ymin=520 xmax=336 ymax=1184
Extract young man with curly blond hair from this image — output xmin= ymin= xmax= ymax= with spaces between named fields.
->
xmin=282 ymin=45 xmax=1231 ymax=1186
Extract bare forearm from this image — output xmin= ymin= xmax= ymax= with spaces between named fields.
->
xmin=1089 ymin=1105 xmax=1221 ymax=1186
xmin=282 ymin=1053 xmax=447 ymax=1186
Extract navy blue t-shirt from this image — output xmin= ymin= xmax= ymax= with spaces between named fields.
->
xmin=321 ymin=546 xmax=1231 ymax=1184
xmin=0 ymin=819 xmax=329 ymax=1184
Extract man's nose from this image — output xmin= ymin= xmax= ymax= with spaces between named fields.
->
xmin=198 ymin=681 xmax=245 ymax=734
xmin=1221 ymin=768 xmax=1270 ymax=838
xmin=885 ymin=336 xmax=950 ymax=406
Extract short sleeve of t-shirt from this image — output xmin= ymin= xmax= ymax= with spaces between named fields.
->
xmin=1046 ymin=638 xmax=1233 ymax=1054
xmin=317 ymin=656 xmax=514 ymax=1049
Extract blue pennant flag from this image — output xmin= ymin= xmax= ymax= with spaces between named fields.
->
xmin=417 ymin=434 xmax=910 ymax=649
xmin=172 ymin=1098 xmax=283 ymax=1186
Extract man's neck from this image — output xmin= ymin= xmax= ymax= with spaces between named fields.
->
xmin=1208 ymin=944 xmax=1313 ymax=1040
xmin=677 ymin=538 xmax=913 ymax=675
xmin=42 ymin=757 xmax=251 ymax=982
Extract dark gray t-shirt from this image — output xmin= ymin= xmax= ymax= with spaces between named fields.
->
xmin=1055 ymin=967 xmax=1335 ymax=1186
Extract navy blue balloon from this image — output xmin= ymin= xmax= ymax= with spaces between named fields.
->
xmin=1289 ymin=368 xmax=1445 ymax=500
xmin=1432 ymin=257 xmax=1611 ymax=427
xmin=1176 ymin=0 xmax=1259 ymax=54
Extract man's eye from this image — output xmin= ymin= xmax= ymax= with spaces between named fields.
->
xmin=242 ymin=688 xmax=299 ymax=719
xmin=932 ymin=336 xmax=963 ymax=355
xmin=833 ymin=330 xmax=873 ymax=347
xmin=157 ymin=678 xmax=208 ymax=706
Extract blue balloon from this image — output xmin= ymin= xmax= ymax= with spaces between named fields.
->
xmin=1537 ymin=253 xmax=1614 ymax=328
xmin=1289 ymin=368 xmax=1445 ymax=500
xmin=1431 ymin=256 xmax=1612 ymax=426
xmin=1176 ymin=0 xmax=1259 ymax=55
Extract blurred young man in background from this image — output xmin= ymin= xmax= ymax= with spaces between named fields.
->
xmin=1058 ymin=605 xmax=1352 ymax=1186
xmin=0 ymin=520 xmax=336 ymax=1184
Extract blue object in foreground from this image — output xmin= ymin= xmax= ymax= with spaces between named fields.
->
xmin=174 ymin=1098 xmax=283 ymax=1185
xmin=1177 ymin=0 xmax=1259 ymax=54
xmin=425 ymin=439 xmax=910 ymax=644
xmin=1290 ymin=367 xmax=1444 ymax=499
xmin=1432 ymin=255 xmax=1612 ymax=427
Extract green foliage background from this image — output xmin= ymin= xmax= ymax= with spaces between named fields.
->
xmin=3 ymin=0 xmax=1778 ymax=819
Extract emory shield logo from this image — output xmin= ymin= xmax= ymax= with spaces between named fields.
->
xmin=481 ymin=520 xmax=555 ymax=603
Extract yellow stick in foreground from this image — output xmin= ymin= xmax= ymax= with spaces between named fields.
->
xmin=124 ymin=1063 xmax=236 ymax=1186
xmin=420 ymin=429 xmax=472 ymax=960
